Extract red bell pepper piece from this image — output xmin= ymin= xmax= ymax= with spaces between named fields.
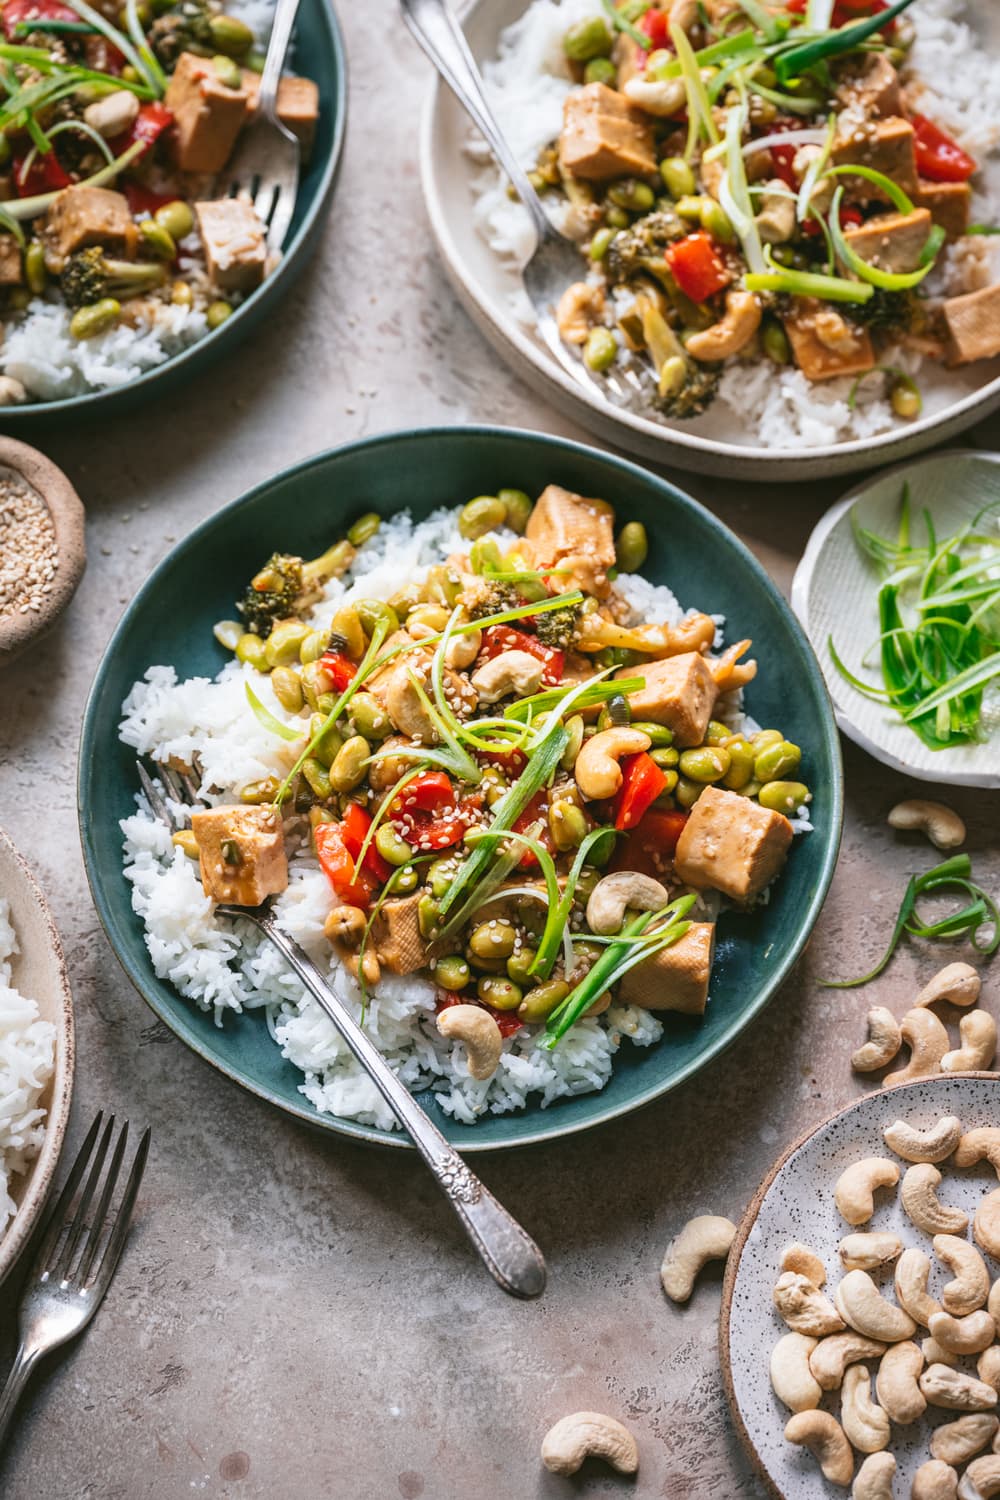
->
xmin=664 ymin=233 xmax=730 ymax=304
xmin=123 ymin=182 xmax=178 ymax=217
xmin=314 ymin=824 xmax=378 ymax=909
xmin=388 ymin=771 xmax=482 ymax=852
xmin=911 ymin=114 xmax=976 ymax=183
xmin=477 ymin=625 xmax=564 ymax=687
xmin=130 ymin=102 xmax=174 ymax=152
xmin=319 ymin=650 xmax=357 ymax=694
xmin=475 ymin=743 xmax=528 ymax=777
xmin=2 ymin=0 xmax=76 ymax=38
xmin=611 ymin=807 xmax=689 ymax=879
xmin=14 ymin=149 xmax=72 ymax=196
xmin=388 ymin=770 xmax=454 ymax=820
xmin=612 ymin=752 xmax=668 ymax=831
xmin=802 ymin=201 xmax=864 ymax=236
xmin=786 ymin=0 xmax=892 ymax=23
xmin=511 ymin=790 xmax=556 ymax=870
xmin=336 ymin=802 xmax=392 ymax=884
xmin=637 ymin=5 xmax=669 ymax=50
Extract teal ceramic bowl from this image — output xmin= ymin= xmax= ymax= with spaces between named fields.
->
xmin=79 ymin=427 xmax=844 ymax=1151
xmin=0 ymin=0 xmax=345 ymax=429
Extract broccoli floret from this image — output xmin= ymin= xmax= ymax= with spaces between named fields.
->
xmin=60 ymin=248 xmax=166 ymax=310
xmin=236 ymin=542 xmax=354 ymax=636
xmin=149 ymin=0 xmax=214 ymax=65
xmin=846 ymin=288 xmax=925 ymax=338
xmin=604 ymin=210 xmax=686 ymax=288
xmin=461 ymin=578 xmax=523 ymax=621
xmin=534 ymin=604 xmax=581 ymax=650
xmin=653 ymin=359 xmax=721 ymax=420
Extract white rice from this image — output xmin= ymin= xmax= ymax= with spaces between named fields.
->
xmin=118 ymin=507 xmax=753 ymax=1132
xmin=469 ymin=0 xmax=1000 ymax=450
xmin=0 ymin=899 xmax=56 ymax=1237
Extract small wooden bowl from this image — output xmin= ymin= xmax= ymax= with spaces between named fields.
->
xmin=0 ymin=438 xmax=85 ymax=668
xmin=0 ymin=828 xmax=75 ymax=1289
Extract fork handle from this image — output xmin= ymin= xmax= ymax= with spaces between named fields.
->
xmin=257 ymin=0 xmax=301 ymax=124
xmin=400 ymin=0 xmax=551 ymax=244
xmin=251 ymin=912 xmax=546 ymax=1299
xmin=0 ymin=1344 xmax=39 ymax=1452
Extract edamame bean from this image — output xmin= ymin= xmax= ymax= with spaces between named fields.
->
xmin=478 ymin=977 xmax=522 ymax=1010
xmin=330 ymin=605 xmax=365 ymax=660
xmin=891 ymin=380 xmax=921 ymax=420
xmin=762 ymin=319 xmax=790 ymax=365
xmin=754 ymin=740 xmax=801 ymax=783
xmin=171 ymin=829 xmax=199 ymax=858
xmin=649 ymin=746 xmax=679 ymax=769
xmin=155 ymin=199 xmax=194 ymax=241
xmin=210 ymin=53 xmax=242 ymax=88
xmin=417 ymin=895 xmax=442 ymax=940
xmin=658 ymin=770 xmax=679 ymax=796
xmin=659 ymin=155 xmax=696 ymax=199
xmin=239 ymin=776 xmax=279 ymax=804
xmin=678 ymin=746 xmax=731 ymax=783
xmin=629 ymin=721 xmax=673 ymax=747
xmin=700 ymin=199 xmax=735 ymax=243
xmin=408 ymin=603 xmax=450 ymax=632
xmin=428 ymin=859 xmax=460 ymax=900
xmin=425 ymin=564 xmax=462 ymax=606
xmin=388 ymin=584 xmax=422 ymax=621
xmin=308 ymin=714 xmax=343 ymax=767
xmin=615 ymin=520 xmax=648 ymax=573
xmin=607 ymin=178 xmax=655 ymax=214
xmin=562 ymin=14 xmax=612 ymax=60
xmin=235 ymin=632 xmax=267 ymax=670
xmin=518 ymin=979 xmax=569 ymax=1023
xmin=584 ymin=55 xmax=616 ymax=85
xmin=675 ymin=775 xmax=704 ymax=809
xmin=389 ymin=864 xmax=419 ymax=895
xmin=469 ymin=920 xmax=516 ymax=961
xmin=354 ymin=599 xmax=399 ymax=638
xmin=704 ymin=720 xmax=732 ymax=745
xmin=758 ymin=780 xmax=809 ymax=813
xmin=458 ymin=495 xmax=507 ymax=540
xmin=479 ymin=767 xmax=507 ymax=808
xmin=560 ymin=714 xmax=585 ymax=771
xmin=350 ymin=692 xmax=390 ymax=741
xmin=206 ymin=300 xmax=233 ymax=329
xmin=506 ymin=947 xmax=538 ymax=986
xmin=469 ymin=537 xmax=503 ymax=575
xmin=301 ymin=661 xmax=333 ymax=711
xmin=213 ymin=619 xmax=242 ymax=651
xmin=139 ymin=219 xmax=176 ymax=260
xmin=172 ymin=280 xmax=193 ymax=307
xmin=329 ymin=736 xmax=370 ymax=792
xmin=674 ymin=194 xmax=706 ymax=221
xmin=270 ymin=665 xmax=303 ymax=713
xmin=587 ymin=829 xmax=616 ymax=867
xmin=549 ymin=799 xmax=588 ymax=851
xmin=584 ymin=325 xmax=618 ymax=372
xmin=375 ymin=825 xmax=414 ymax=866
xmin=498 ymin=488 xmax=532 ymax=534
xmin=265 ymin=619 xmax=309 ymax=667
xmin=433 ymin=955 xmax=470 ymax=991
xmin=597 ymin=694 xmax=631 ymax=731
xmin=299 ymin=630 xmax=326 ymax=664
xmin=751 ymin=729 xmax=783 ymax=750
xmin=23 ymin=241 xmax=45 ymax=295
xmin=302 ymin=757 xmax=332 ymax=799
xmin=722 ymin=737 xmax=756 ymax=790
xmin=69 ymin=297 xmax=120 ymax=340
xmin=347 ymin=511 xmax=381 ymax=547
xmin=589 ymin=225 xmax=616 ymax=262
xmin=605 ymin=205 xmax=630 ymax=230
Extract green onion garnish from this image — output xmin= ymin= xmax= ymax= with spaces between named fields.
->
xmin=775 ymin=0 xmax=918 ymax=83
xmin=244 ymin=682 xmax=301 ymax=742
xmin=744 ymin=266 xmax=874 ymax=302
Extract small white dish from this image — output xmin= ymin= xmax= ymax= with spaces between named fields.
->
xmin=0 ymin=828 xmax=75 ymax=1289
xmin=721 ymin=1074 xmax=1000 ymax=1498
xmin=791 ymin=449 xmax=1000 ymax=789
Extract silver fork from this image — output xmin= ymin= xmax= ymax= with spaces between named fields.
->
xmin=400 ymin=0 xmax=645 ymax=408
xmin=138 ymin=759 xmax=547 ymax=1299
xmin=222 ymin=0 xmax=302 ymax=250
xmin=0 ymin=1112 xmax=149 ymax=1451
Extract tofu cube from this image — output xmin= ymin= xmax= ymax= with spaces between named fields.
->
xmin=835 ymin=52 xmax=901 ymax=119
xmin=942 ymin=283 xmax=1000 ymax=366
xmin=618 ymin=922 xmax=715 ymax=1014
xmin=369 ymin=893 xmax=428 ymax=975
xmin=191 ymin=804 xmax=288 ymax=906
xmin=831 ymin=117 xmax=918 ymax=202
xmin=195 ymin=198 xmax=267 ymax=293
xmin=44 ymin=185 xmax=132 ymax=260
xmin=525 ymin=484 xmax=616 ymax=597
xmin=165 ymin=51 xmax=248 ymax=173
xmin=558 ymin=82 xmax=657 ymax=182
xmin=0 ymin=233 xmax=22 ymax=286
xmin=674 ymin=785 xmax=793 ymax=906
xmin=241 ymin=71 xmax=320 ymax=154
xmin=915 ymin=178 xmax=971 ymax=242
xmin=783 ymin=298 xmax=875 ymax=382
xmin=842 ymin=208 xmax=933 ymax=276
xmin=615 ymin=652 xmax=719 ymax=747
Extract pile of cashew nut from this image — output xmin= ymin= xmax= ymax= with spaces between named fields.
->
xmin=770 ymin=1114 xmax=1000 ymax=1497
xmin=852 ymin=965 xmax=995 ymax=1088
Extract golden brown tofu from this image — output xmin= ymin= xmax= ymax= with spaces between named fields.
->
xmin=558 ymin=82 xmax=657 ymax=182
xmin=783 ymin=298 xmax=875 ymax=382
xmin=674 ymin=785 xmax=793 ymax=906
xmin=0 ymin=234 xmax=21 ymax=286
xmin=615 ymin=652 xmax=719 ymax=747
xmin=165 ymin=51 xmax=248 ymax=173
xmin=369 ymin=893 xmax=428 ymax=975
xmin=43 ymin=185 xmax=132 ymax=260
xmin=914 ymin=178 xmax=971 ymax=242
xmin=191 ymin=804 xmax=288 ymax=906
xmin=842 ymin=208 xmax=933 ymax=276
xmin=618 ymin=922 xmax=715 ymax=1014
xmin=835 ymin=51 xmax=901 ymax=119
xmin=241 ymin=71 xmax=319 ymax=154
xmin=831 ymin=117 xmax=918 ymax=202
xmin=195 ymin=198 xmax=266 ymax=293
xmin=524 ymin=483 xmax=616 ymax=598
xmin=942 ymin=283 xmax=1000 ymax=365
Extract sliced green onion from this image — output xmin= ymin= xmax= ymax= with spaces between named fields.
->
xmin=61 ymin=0 xmax=162 ymax=94
xmin=244 ymin=682 xmax=301 ymax=742
xmin=775 ymin=0 xmax=918 ymax=83
xmin=968 ymin=225 xmax=1000 ymax=236
xmin=719 ymin=102 xmax=766 ymax=275
xmin=655 ymin=26 xmax=757 ymax=76
xmin=671 ymin=20 xmax=719 ymax=147
xmin=830 ymin=187 xmax=937 ymax=290
xmin=0 ymin=137 xmax=145 ymax=220
xmin=806 ymin=0 xmax=834 ymax=27
xmin=744 ymin=266 xmax=874 ymax=302
xmin=13 ymin=17 xmax=96 ymax=32
xmin=531 ymin=826 xmax=618 ymax=981
xmin=823 ymin=163 xmax=914 ymax=215
xmin=125 ymin=0 xmax=167 ymax=93
xmin=797 ymin=113 xmax=836 ymax=223
xmin=601 ymin=0 xmax=651 ymax=49
xmin=900 ymin=650 xmax=1000 ymax=722
xmin=46 ymin=116 xmax=115 ymax=165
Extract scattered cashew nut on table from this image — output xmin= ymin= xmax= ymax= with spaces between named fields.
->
xmin=915 ymin=962 xmax=982 ymax=1009
xmin=896 ymin=1247 xmax=943 ymax=1327
xmin=436 ymin=1004 xmax=502 ymax=1081
xmin=925 ymin=1336 xmax=961 ymax=1369
xmin=574 ymin=726 xmax=652 ymax=801
xmin=902 ymin=1163 xmax=969 ymax=1236
xmin=852 ymin=1008 xmax=903 ymax=1072
xmin=784 ymin=1409 xmax=854 ymax=1487
xmin=888 ymin=799 xmax=967 ymax=850
xmin=841 ymin=1362 xmax=891 ymax=1453
xmin=928 ymin=1309 xmax=997 ymax=1357
xmin=775 ymin=1271 xmax=846 ymax=1336
xmin=660 ymin=1214 xmax=735 ymax=1303
xmin=930 ymin=1414 xmax=1000 ymax=1467
xmin=914 ymin=1458 xmax=960 ymax=1500
xmin=979 ymin=1346 xmax=1000 ymax=1393
xmin=920 ymin=1364 xmax=999 ymax=1412
xmin=781 ymin=1242 xmax=827 ymax=1286
xmin=935 ymin=1235 xmax=990 ymax=1316
xmin=875 ymin=1340 xmax=926 ymax=1425
xmin=770 ymin=1332 xmax=822 ymax=1412
xmin=955 ymin=1130 xmax=1000 ymax=1178
xmin=586 ymin=871 xmax=670 ymax=938
xmin=839 ymin=1232 xmax=903 ymax=1272
xmin=977 ymin=1191 xmax=1000 ymax=1260
xmin=809 ymin=1333 xmax=887 ymax=1392
xmin=884 ymin=1009 xmax=951 ymax=1088
xmin=836 ymin=1269 xmax=917 ymax=1342
xmin=852 ymin=1450 xmax=895 ymax=1499
xmin=883 ymin=1116 xmax=964 ymax=1164
xmin=540 ymin=1412 xmax=639 ymax=1476
xmin=959 ymin=1455 xmax=1000 ymax=1499
xmin=943 ymin=1012 xmax=998 ymax=1073
xmin=835 ymin=1158 xmax=900 ymax=1226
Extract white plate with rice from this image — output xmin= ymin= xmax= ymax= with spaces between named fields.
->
xmin=419 ymin=0 xmax=1000 ymax=480
xmin=0 ymin=828 xmax=74 ymax=1288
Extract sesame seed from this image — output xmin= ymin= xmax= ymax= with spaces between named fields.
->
xmin=0 ymin=474 xmax=59 ymax=619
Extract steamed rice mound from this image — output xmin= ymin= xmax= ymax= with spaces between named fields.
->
xmin=0 ymin=899 xmax=56 ymax=1236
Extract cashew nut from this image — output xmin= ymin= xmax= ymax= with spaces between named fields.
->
xmin=959 ymin=1456 xmax=1000 ymax=1499
xmin=943 ymin=1012 xmax=998 ymax=1073
xmin=809 ymin=1333 xmax=887 ymax=1391
xmin=686 ymin=291 xmax=762 ymax=363
xmin=324 ymin=904 xmax=367 ymax=947
xmin=660 ymin=1214 xmax=735 ymax=1302
xmin=574 ymin=726 xmax=652 ymax=801
xmin=784 ymin=1409 xmax=854 ymax=1488
xmin=913 ymin=1460 xmax=959 ymax=1500
xmin=835 ymin=1158 xmax=901 ymax=1226
xmin=841 ymin=1363 xmax=890 ymax=1453
xmin=436 ymin=1004 xmax=502 ymax=1081
xmin=928 ymin=1310 xmax=997 ymax=1356
xmin=888 ymin=799 xmax=966 ymax=850
xmin=852 ymin=1451 xmax=895 ymax=1500
xmin=668 ymin=0 xmax=698 ymax=32
xmin=540 ymin=1411 xmax=638 ymax=1476
xmin=902 ymin=1164 xmax=969 ymax=1236
xmin=586 ymin=871 xmax=670 ymax=938
xmin=555 ymin=282 xmax=606 ymax=344
xmin=622 ymin=74 xmax=687 ymax=116
xmin=931 ymin=1415 xmax=1000 ymax=1467
xmin=920 ymin=1364 xmax=999 ymax=1412
xmin=444 ymin=626 xmax=481 ymax=670
xmin=782 ymin=1242 xmax=827 ymax=1286
xmin=955 ymin=1130 xmax=1000 ymax=1178
xmin=770 ymin=1332 xmax=822 ymax=1412
xmin=840 ymin=1233 xmax=904 ymax=1272
xmin=976 ymin=1191 xmax=1000 ymax=1259
xmin=884 ymin=1116 xmax=964 ymax=1164
xmin=385 ymin=659 xmax=475 ymax=740
xmin=469 ymin=651 xmax=545 ymax=704
xmin=756 ymin=179 xmax=797 ymax=245
xmin=875 ymin=1340 xmax=926 ymax=1424
xmin=935 ymin=1235 xmax=990 ymax=1316
xmin=884 ymin=1008 xmax=950 ymax=1087
xmin=924 ymin=1337 xmax=960 ymax=1369
xmin=343 ymin=947 xmax=380 ymax=986
xmin=836 ymin=1269 xmax=916 ymax=1343
xmin=916 ymin=963 xmax=981 ymax=1009
xmin=896 ymin=1248 xmax=943 ymax=1327
xmin=978 ymin=1347 xmax=1000 ymax=1393
xmin=990 ymin=1279 xmax=1000 ymax=1324
xmin=852 ymin=1008 xmax=903 ymax=1072
xmin=774 ymin=1272 xmax=846 ymax=1337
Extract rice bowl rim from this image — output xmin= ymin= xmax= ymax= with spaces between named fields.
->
xmin=78 ymin=424 xmax=844 ymax=1151
xmin=420 ymin=0 xmax=1000 ymax=483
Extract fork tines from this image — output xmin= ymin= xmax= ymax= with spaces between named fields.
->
xmin=32 ymin=1112 xmax=150 ymax=1293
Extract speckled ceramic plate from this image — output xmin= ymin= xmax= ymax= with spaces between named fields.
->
xmin=791 ymin=449 xmax=1000 ymax=789
xmin=721 ymin=1074 xmax=1000 ymax=1498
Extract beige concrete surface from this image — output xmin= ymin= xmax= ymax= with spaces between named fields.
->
xmin=1 ymin=4 xmax=998 ymax=1496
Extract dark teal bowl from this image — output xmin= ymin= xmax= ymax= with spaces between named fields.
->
xmin=79 ymin=427 xmax=844 ymax=1151
xmin=0 ymin=0 xmax=345 ymax=428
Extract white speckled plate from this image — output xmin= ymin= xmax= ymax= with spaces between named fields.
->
xmin=791 ymin=449 xmax=1000 ymax=789
xmin=721 ymin=1075 xmax=1000 ymax=1498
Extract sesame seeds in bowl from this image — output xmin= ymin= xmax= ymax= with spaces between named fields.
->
xmin=0 ymin=440 xmax=85 ymax=668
